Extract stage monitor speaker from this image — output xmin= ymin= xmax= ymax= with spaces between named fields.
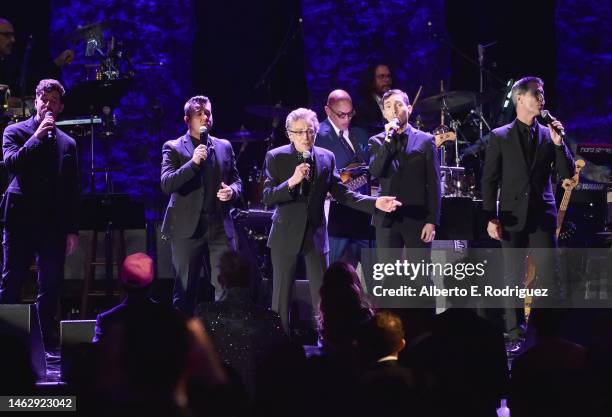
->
xmin=60 ymin=320 xmax=96 ymax=381
xmin=0 ymin=304 xmax=46 ymax=379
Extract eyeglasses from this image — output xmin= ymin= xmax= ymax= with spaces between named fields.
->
xmin=328 ymin=107 xmax=356 ymax=119
xmin=287 ymin=129 xmax=315 ymax=137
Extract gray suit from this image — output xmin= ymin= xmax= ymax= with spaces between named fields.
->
xmin=263 ymin=144 xmax=375 ymax=331
xmin=161 ymin=133 xmax=241 ymax=314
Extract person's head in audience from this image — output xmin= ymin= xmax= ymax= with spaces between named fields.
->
xmin=218 ymin=250 xmax=252 ymax=289
xmin=120 ymin=252 xmax=154 ymax=295
xmin=356 ymin=310 xmax=406 ymax=363
xmin=318 ymin=261 xmax=373 ymax=352
xmin=97 ymin=307 xmax=190 ymax=412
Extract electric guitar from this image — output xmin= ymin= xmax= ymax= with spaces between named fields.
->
xmin=524 ymin=159 xmax=586 ymax=317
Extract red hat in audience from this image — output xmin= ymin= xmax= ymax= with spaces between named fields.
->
xmin=120 ymin=252 xmax=154 ymax=288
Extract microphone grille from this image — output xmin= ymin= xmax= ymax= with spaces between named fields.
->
xmin=199 ymin=126 xmax=208 ymax=134
xmin=302 ymin=150 xmax=311 ymax=159
xmin=540 ymin=109 xmax=550 ymax=118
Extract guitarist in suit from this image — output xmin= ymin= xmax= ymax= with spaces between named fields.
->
xmin=161 ymin=95 xmax=242 ymax=314
xmin=263 ymin=108 xmax=401 ymax=332
xmin=481 ymin=77 xmax=574 ymax=348
xmin=316 ymin=89 xmax=371 ymax=267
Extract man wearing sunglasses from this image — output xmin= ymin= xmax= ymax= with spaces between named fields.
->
xmin=316 ymin=89 xmax=371 ymax=270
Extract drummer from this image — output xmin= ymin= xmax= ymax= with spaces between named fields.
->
xmin=316 ymin=89 xmax=371 ymax=268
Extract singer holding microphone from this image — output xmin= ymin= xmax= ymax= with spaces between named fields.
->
xmin=263 ymin=108 xmax=401 ymax=333
xmin=481 ymin=77 xmax=574 ymax=350
xmin=0 ymin=79 xmax=80 ymax=353
xmin=369 ymin=89 xmax=441 ymax=251
xmin=161 ymin=95 xmax=241 ymax=315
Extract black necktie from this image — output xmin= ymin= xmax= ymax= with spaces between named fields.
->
xmin=338 ymin=130 xmax=355 ymax=158
xmin=527 ymin=126 xmax=537 ymax=166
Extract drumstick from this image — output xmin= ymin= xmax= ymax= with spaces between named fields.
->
xmin=408 ymin=85 xmax=423 ymax=121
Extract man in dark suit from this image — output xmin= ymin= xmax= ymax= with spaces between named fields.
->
xmin=316 ymin=89 xmax=371 ymax=268
xmin=352 ymin=64 xmax=393 ymax=138
xmin=93 ymin=252 xmax=172 ymax=343
xmin=263 ymin=108 xmax=400 ymax=332
xmin=161 ymin=95 xmax=242 ymax=314
xmin=0 ymin=79 xmax=79 ymax=349
xmin=369 ymin=88 xmax=441 ymax=250
xmin=481 ymin=76 xmax=574 ymax=345
xmin=369 ymin=89 xmax=440 ymax=306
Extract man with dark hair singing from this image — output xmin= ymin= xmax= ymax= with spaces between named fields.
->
xmin=0 ymin=78 xmax=79 ymax=351
xmin=481 ymin=76 xmax=574 ymax=349
xmin=161 ymin=95 xmax=242 ymax=314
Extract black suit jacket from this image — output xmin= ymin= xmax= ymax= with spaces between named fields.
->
xmin=1 ymin=116 xmax=79 ymax=234
xmin=263 ymin=144 xmax=376 ymax=255
xmin=315 ymin=118 xmax=369 ymax=168
xmin=355 ymin=360 xmax=422 ymax=417
xmin=369 ymin=125 xmax=441 ymax=227
xmin=161 ymin=133 xmax=242 ymax=239
xmin=481 ymin=120 xmax=574 ymax=232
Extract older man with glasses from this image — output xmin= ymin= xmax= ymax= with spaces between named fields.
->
xmin=263 ymin=107 xmax=401 ymax=333
xmin=316 ymin=89 xmax=373 ymax=270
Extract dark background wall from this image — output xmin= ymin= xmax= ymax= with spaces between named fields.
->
xmin=1 ymin=0 xmax=608 ymax=219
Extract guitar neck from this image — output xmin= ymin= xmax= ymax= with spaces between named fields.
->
xmin=556 ymin=159 xmax=585 ymax=237
xmin=556 ymin=195 xmax=571 ymax=237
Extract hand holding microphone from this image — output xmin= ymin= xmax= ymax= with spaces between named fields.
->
xmin=192 ymin=126 xmax=210 ymax=165
xmin=384 ymin=117 xmax=400 ymax=143
xmin=288 ymin=150 xmax=311 ymax=190
xmin=540 ymin=110 xmax=566 ymax=145
xmin=35 ymin=111 xmax=56 ymax=140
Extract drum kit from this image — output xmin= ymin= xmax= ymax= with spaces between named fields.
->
xmin=413 ymin=84 xmax=501 ymax=200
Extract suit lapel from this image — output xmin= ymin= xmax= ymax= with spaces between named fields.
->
xmin=312 ymin=147 xmax=324 ymax=182
xmin=404 ymin=125 xmax=413 ymax=154
xmin=182 ymin=133 xmax=195 ymax=157
xmin=346 ymin=127 xmax=364 ymax=162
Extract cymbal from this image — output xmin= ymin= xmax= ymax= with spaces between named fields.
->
xmin=245 ymin=104 xmax=291 ymax=119
xmin=414 ymin=91 xmax=476 ymax=113
xmin=70 ymin=21 xmax=109 ymax=42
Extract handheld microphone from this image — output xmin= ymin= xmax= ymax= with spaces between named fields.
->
xmin=540 ymin=110 xmax=566 ymax=139
xmin=199 ymin=126 xmax=214 ymax=150
xmin=46 ymin=111 xmax=56 ymax=141
xmin=299 ymin=150 xmax=312 ymax=196
xmin=385 ymin=117 xmax=400 ymax=141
